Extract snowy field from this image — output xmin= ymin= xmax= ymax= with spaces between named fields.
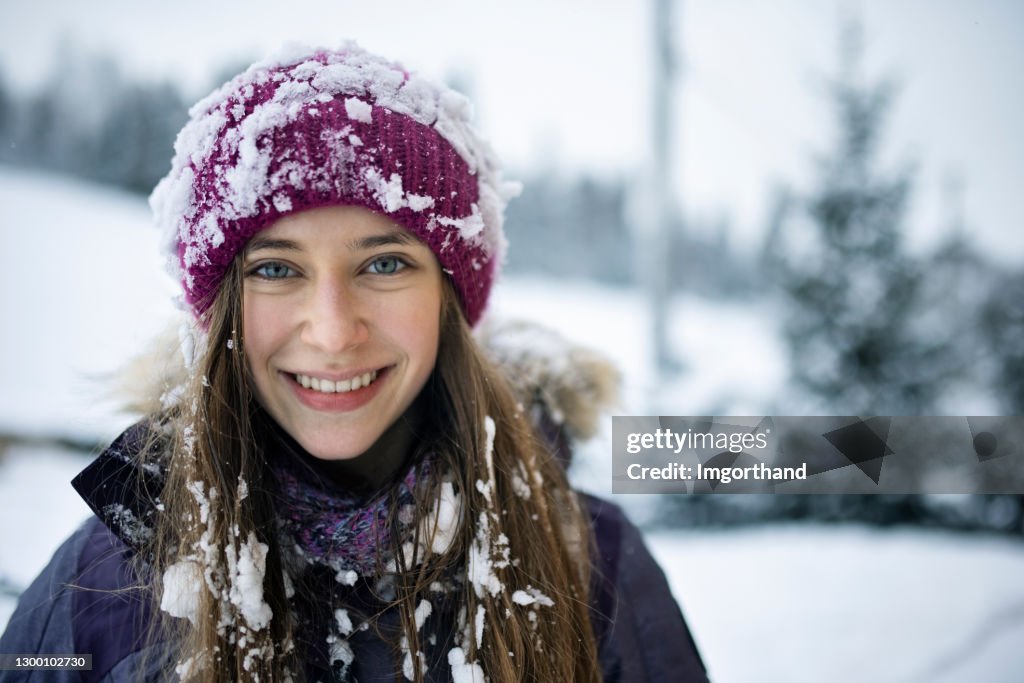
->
xmin=2 ymin=168 xmax=1023 ymax=680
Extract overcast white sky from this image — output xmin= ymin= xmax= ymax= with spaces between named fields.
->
xmin=2 ymin=0 xmax=1022 ymax=261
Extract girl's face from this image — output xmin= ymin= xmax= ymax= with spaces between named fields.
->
xmin=242 ymin=205 xmax=443 ymax=461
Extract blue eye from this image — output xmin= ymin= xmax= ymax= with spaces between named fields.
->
xmin=367 ymin=256 xmax=405 ymax=275
xmin=253 ymin=262 xmax=295 ymax=279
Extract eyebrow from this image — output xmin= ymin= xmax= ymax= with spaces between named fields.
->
xmin=245 ymin=229 xmax=418 ymax=256
xmin=347 ymin=230 xmax=418 ymax=250
xmin=245 ymin=236 xmax=301 ymax=254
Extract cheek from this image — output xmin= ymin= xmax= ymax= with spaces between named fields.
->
xmin=388 ymin=288 xmax=442 ymax=375
xmin=242 ymin=294 xmax=292 ymax=379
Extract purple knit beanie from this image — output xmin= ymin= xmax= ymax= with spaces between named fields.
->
xmin=150 ymin=42 xmax=520 ymax=326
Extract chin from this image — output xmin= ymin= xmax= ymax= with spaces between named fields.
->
xmin=299 ymin=432 xmax=378 ymax=461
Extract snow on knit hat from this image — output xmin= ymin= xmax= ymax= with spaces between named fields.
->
xmin=150 ymin=42 xmax=520 ymax=326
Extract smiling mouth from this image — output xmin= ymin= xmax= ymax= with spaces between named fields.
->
xmin=293 ymin=370 xmax=380 ymax=394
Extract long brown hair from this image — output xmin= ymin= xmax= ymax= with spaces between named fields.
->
xmin=140 ymin=257 xmax=601 ymax=681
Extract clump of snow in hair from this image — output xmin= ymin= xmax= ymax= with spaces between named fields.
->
xmin=448 ymin=647 xmax=485 ymax=683
xmin=150 ymin=40 xmax=520 ymax=325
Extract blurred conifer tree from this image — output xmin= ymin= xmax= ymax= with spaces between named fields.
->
xmin=775 ymin=19 xmax=955 ymax=414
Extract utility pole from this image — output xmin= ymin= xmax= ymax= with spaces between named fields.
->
xmin=648 ymin=0 xmax=681 ymax=378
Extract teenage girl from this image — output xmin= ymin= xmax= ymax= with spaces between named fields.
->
xmin=0 ymin=43 xmax=708 ymax=682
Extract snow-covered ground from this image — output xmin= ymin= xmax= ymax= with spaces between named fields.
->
xmin=0 ymin=168 xmax=180 ymax=444
xmin=2 ymin=168 xmax=1023 ymax=680
xmin=652 ymin=526 xmax=1024 ymax=682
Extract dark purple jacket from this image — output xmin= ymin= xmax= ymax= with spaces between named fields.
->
xmin=0 ymin=425 xmax=709 ymax=682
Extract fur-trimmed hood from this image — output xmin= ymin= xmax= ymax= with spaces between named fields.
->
xmin=476 ymin=319 xmax=619 ymax=442
xmin=118 ymin=316 xmax=619 ymax=449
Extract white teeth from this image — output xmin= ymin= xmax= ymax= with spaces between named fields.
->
xmin=295 ymin=370 xmax=379 ymax=395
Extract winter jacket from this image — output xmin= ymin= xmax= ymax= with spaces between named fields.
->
xmin=0 ymin=322 xmax=710 ymax=682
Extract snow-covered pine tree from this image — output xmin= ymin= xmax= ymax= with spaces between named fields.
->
xmin=981 ymin=270 xmax=1024 ymax=413
xmin=776 ymin=20 xmax=951 ymax=415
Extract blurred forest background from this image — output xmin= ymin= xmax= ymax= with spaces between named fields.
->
xmin=0 ymin=9 xmax=1021 ymax=537
xmin=4 ymin=5 xmax=1024 ymax=679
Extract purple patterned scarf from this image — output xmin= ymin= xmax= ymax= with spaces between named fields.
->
xmin=267 ymin=431 xmax=429 ymax=577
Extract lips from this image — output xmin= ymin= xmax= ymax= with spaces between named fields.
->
xmin=294 ymin=370 xmax=379 ymax=394
xmin=284 ymin=366 xmax=391 ymax=412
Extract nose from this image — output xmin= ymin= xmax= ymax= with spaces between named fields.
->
xmin=300 ymin=277 xmax=369 ymax=354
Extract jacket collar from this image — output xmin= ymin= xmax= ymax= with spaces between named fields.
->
xmin=72 ymin=421 xmax=165 ymax=553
